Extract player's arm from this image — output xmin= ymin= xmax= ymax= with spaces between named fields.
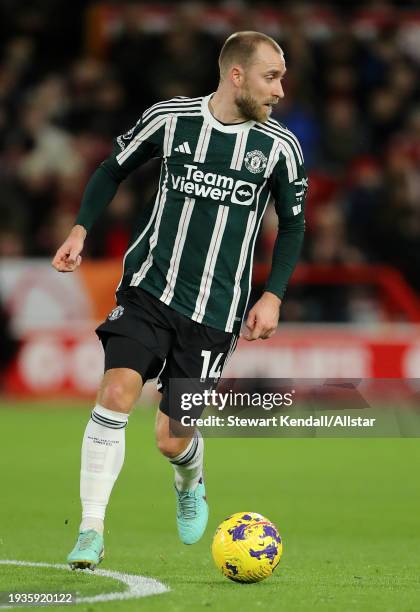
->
xmin=244 ymin=152 xmax=307 ymax=340
xmin=52 ymin=110 xmax=165 ymax=272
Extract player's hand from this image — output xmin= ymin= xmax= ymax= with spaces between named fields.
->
xmin=51 ymin=225 xmax=87 ymax=273
xmin=242 ymin=292 xmax=281 ymax=341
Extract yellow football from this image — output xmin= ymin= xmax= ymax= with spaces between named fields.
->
xmin=212 ymin=512 xmax=283 ymax=583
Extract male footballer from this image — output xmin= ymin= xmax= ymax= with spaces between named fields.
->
xmin=52 ymin=31 xmax=307 ymax=569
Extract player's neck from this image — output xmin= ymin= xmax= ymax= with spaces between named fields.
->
xmin=209 ymin=90 xmax=247 ymax=124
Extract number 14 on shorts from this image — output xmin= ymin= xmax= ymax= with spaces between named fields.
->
xmin=200 ymin=350 xmax=224 ymax=382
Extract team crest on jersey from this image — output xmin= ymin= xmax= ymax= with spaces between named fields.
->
xmin=244 ymin=150 xmax=267 ymax=174
xmin=108 ymin=305 xmax=125 ymax=321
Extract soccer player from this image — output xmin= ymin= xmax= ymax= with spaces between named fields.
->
xmin=52 ymin=31 xmax=307 ymax=570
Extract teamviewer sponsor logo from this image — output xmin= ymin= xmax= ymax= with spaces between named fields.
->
xmin=169 ymin=163 xmax=257 ymax=205
xmin=231 ymin=180 xmax=256 ymax=205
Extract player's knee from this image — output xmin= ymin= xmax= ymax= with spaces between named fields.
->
xmin=99 ymin=382 xmax=133 ymax=413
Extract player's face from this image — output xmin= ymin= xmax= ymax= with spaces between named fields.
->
xmin=235 ymin=43 xmax=286 ymax=123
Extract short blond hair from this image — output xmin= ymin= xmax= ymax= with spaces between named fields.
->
xmin=219 ymin=31 xmax=283 ymax=79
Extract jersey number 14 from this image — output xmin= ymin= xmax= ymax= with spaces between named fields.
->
xmin=200 ymin=350 xmax=224 ymax=382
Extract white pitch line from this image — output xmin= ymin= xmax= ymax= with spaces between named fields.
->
xmin=0 ymin=560 xmax=170 ymax=607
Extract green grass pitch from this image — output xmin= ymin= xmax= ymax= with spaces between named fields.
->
xmin=0 ymin=400 xmax=419 ymax=611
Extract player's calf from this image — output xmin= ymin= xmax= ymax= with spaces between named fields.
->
xmin=156 ymin=411 xmax=208 ymax=544
xmin=67 ymin=368 xmax=142 ymax=568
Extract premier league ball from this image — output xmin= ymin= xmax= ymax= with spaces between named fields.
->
xmin=212 ymin=512 xmax=282 ymax=583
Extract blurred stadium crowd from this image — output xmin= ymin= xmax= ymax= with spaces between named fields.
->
xmin=1 ymin=1 xmax=420 ymax=323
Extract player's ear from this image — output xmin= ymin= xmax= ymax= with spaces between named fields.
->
xmin=231 ymin=65 xmax=244 ymax=88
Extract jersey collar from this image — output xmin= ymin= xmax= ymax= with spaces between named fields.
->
xmin=201 ymin=94 xmax=255 ymax=134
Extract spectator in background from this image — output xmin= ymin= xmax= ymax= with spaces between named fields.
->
xmin=344 ymin=156 xmax=384 ymax=256
xmin=321 ymin=98 xmax=368 ymax=173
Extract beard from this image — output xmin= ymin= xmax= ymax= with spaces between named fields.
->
xmin=235 ymin=87 xmax=272 ymax=123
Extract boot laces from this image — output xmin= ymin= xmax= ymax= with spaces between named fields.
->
xmin=79 ymin=531 xmax=97 ymax=551
xmin=178 ymin=491 xmax=197 ymax=519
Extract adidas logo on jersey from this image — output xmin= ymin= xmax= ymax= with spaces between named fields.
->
xmin=174 ymin=142 xmax=191 ymax=154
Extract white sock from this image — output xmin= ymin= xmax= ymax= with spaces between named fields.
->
xmin=79 ymin=404 xmax=128 ymax=535
xmin=170 ymin=431 xmax=204 ymax=492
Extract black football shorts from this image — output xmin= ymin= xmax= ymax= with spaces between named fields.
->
xmin=96 ymin=287 xmax=238 ymax=422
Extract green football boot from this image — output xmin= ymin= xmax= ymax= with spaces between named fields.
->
xmin=67 ymin=529 xmax=104 ymax=570
xmin=175 ymin=478 xmax=208 ymax=545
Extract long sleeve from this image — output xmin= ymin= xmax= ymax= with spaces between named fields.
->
xmin=74 ymin=108 xmax=166 ymax=231
xmin=265 ymin=150 xmax=307 ymax=299
xmin=75 ymin=165 xmax=120 ymax=231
